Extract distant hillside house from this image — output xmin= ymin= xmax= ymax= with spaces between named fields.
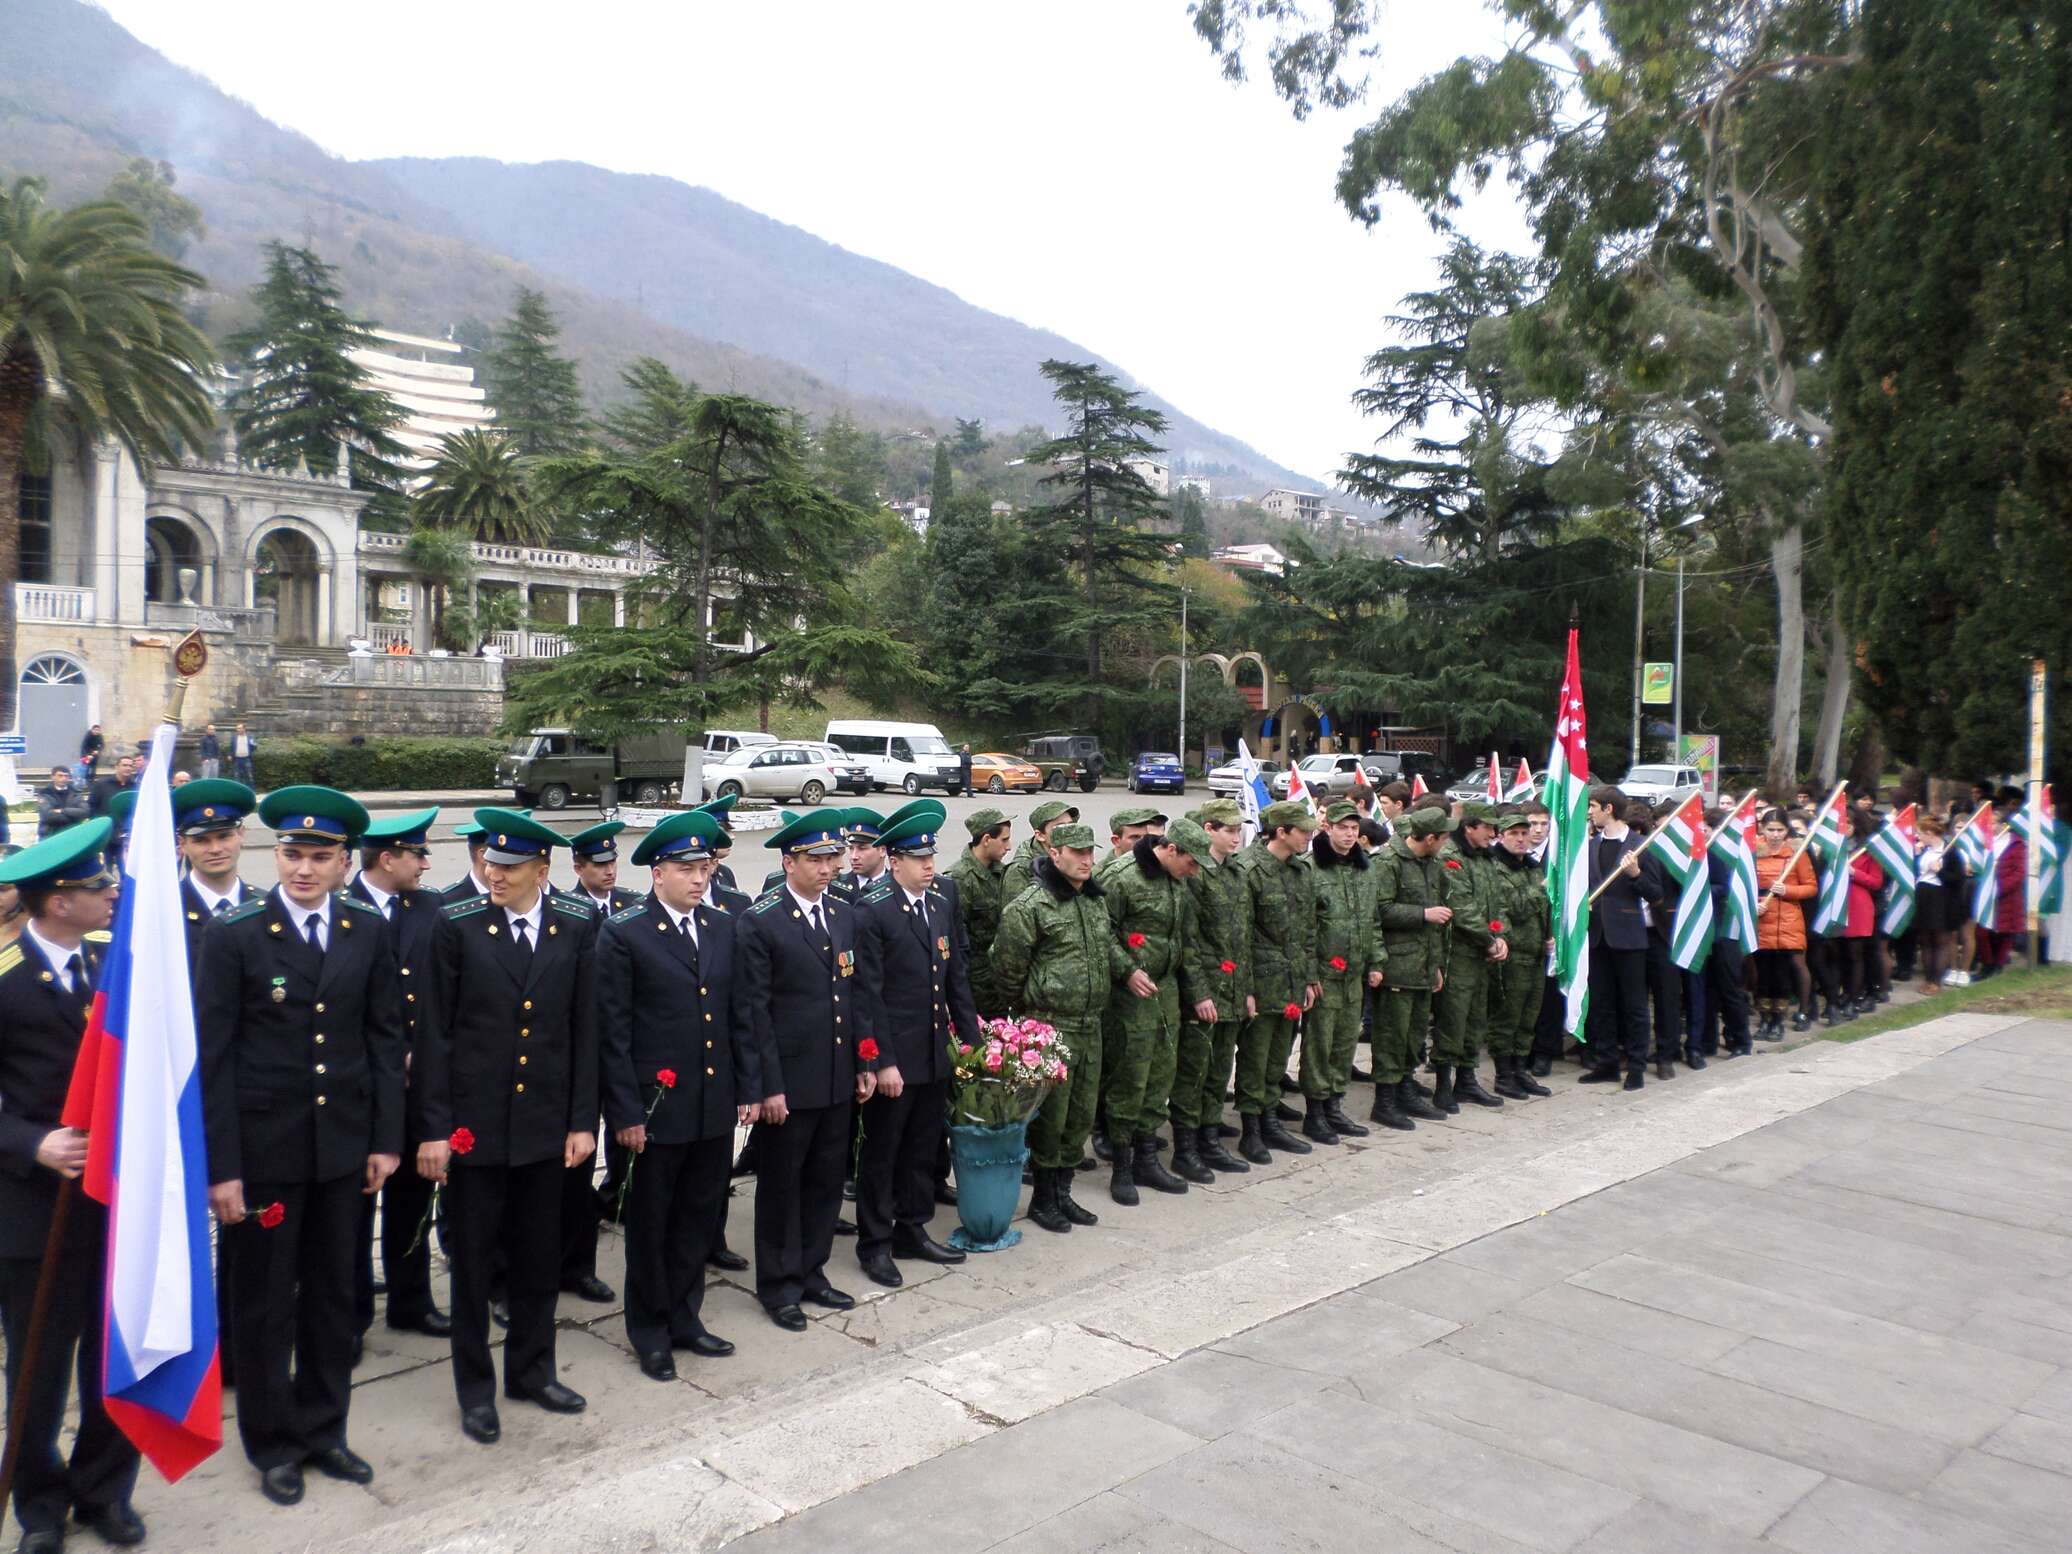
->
xmin=1212 ymin=543 xmax=1288 ymax=576
xmin=1126 ymin=456 xmax=1171 ymax=497
xmin=1260 ymin=487 xmax=1356 ymax=532
xmin=1175 ymin=474 xmax=1212 ymax=499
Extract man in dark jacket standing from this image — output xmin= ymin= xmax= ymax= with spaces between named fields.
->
xmin=851 ymin=805 xmax=978 ymax=1285
xmin=78 ymin=723 xmax=104 ymax=775
xmin=1581 ymin=786 xmax=1666 ymax=1090
xmin=35 ymin=766 xmax=89 ymax=839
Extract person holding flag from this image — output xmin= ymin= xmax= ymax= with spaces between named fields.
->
xmin=1650 ymin=793 xmax=1714 ymax=1071
xmin=1974 ymin=786 xmax=2028 ymax=976
xmin=0 ymin=819 xmax=143 ymax=1551
xmin=1754 ymin=807 xmax=1819 ymax=1034
xmin=1581 ymin=786 xmax=1665 ymax=1091
xmin=1704 ymin=796 xmax=1761 ymax=1058
xmin=197 ymin=787 xmax=405 ymax=1505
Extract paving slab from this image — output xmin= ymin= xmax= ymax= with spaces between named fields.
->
xmin=1767 ymin=1475 xmax=2060 ymax=1554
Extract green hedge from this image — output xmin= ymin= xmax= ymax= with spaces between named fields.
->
xmin=251 ymin=736 xmax=505 ymax=792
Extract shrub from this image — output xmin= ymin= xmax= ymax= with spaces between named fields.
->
xmin=252 ymin=736 xmax=504 ymax=791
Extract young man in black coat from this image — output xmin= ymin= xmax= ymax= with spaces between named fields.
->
xmin=1579 ymin=785 xmax=1666 ymax=1091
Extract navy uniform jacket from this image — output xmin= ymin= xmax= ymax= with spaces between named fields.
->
xmin=597 ymin=897 xmax=759 ymax=1144
xmin=441 ymin=876 xmax=486 ymax=904
xmin=0 ymin=932 xmax=109 ymax=1260
xmin=197 ymin=888 xmax=407 ymax=1186
xmin=571 ymin=885 xmax=641 ymax=917
xmin=417 ymin=892 xmax=599 ymax=1168
xmin=710 ymin=878 xmax=752 ymax=916
xmin=734 ymin=888 xmax=859 ymax=1111
xmin=349 ymin=877 xmax=439 ymax=1143
xmin=180 ymin=876 xmax=258 ymax=971
xmin=852 ymin=879 xmax=981 ymax=1085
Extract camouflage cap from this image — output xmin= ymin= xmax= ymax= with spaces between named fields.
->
xmin=1261 ymin=800 xmax=1321 ymax=832
xmin=1161 ymin=816 xmax=1215 ymax=864
xmin=1404 ymin=806 xmax=1457 ymax=837
xmin=1030 ymin=800 xmax=1079 ymax=831
xmin=1458 ymin=801 xmax=1498 ymax=827
xmin=1109 ymin=805 xmax=1164 ymax=830
xmin=1321 ymin=799 xmax=1361 ymax=823
xmin=1048 ymin=822 xmax=1097 ymax=849
xmin=1196 ymin=797 xmax=1243 ymax=827
xmin=1495 ymin=810 xmax=1533 ymax=832
xmin=963 ymin=806 xmax=1009 ymax=837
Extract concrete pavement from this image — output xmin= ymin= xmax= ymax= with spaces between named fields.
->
xmin=73 ymin=1005 xmax=2068 ymax=1552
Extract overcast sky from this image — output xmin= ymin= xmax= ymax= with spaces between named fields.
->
xmin=98 ymin=0 xmax=1530 ymax=482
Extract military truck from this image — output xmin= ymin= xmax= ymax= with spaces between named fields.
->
xmin=496 ymin=729 xmax=688 ymax=810
xmin=1022 ymin=732 xmax=1105 ymax=792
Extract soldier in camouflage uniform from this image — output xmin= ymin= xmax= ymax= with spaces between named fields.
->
xmin=1369 ymin=807 xmax=1454 ymax=1130
xmin=1098 ymin=818 xmax=1214 ymax=1204
xmin=1485 ymin=808 xmax=1553 ymax=1099
xmin=1428 ymin=802 xmax=1509 ymax=1114
xmin=1302 ymin=800 xmax=1385 ymax=1144
xmin=1011 ymin=800 xmax=1078 ymax=892
xmin=990 ymin=822 xmax=1131 ymax=1234
xmin=1172 ymin=799 xmax=1251 ymax=1178
xmin=943 ymin=808 xmax=1015 ymax=1018
xmin=1230 ymin=800 xmax=1321 ymax=1165
xmin=1089 ymin=806 xmax=1167 ymax=1163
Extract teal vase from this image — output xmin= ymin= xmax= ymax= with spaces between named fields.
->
xmin=947 ymin=1118 xmax=1028 ymax=1252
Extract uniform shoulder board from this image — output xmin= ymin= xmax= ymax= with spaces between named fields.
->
xmin=338 ymin=893 xmax=381 ymax=916
xmin=707 ymin=900 xmax=728 ymax=914
xmin=607 ymin=902 xmax=646 ymax=927
xmin=222 ymin=897 xmax=270 ymax=925
xmin=746 ymin=892 xmax=783 ymax=916
xmin=83 ymin=928 xmax=114 ymax=943
xmin=0 ymin=942 xmax=23 ymax=979
xmin=549 ymin=894 xmax=596 ymax=920
xmin=860 ymin=880 xmax=896 ymax=905
xmin=444 ymin=896 xmax=489 ymax=920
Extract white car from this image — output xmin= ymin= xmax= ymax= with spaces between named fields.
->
xmin=1272 ymin=753 xmax=1371 ymax=800
xmin=1206 ymin=757 xmax=1282 ymax=798
xmin=706 ymin=742 xmax=841 ymax=805
xmin=1617 ymin=763 xmax=1707 ymax=806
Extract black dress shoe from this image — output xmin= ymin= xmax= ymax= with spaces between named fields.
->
xmin=1684 ymin=1051 xmax=1707 ymax=1071
xmin=639 ymin=1350 xmax=677 ymax=1382
xmin=934 ymin=1181 xmax=958 ymax=1207
xmin=460 ymin=1405 xmax=501 ymax=1444
xmin=349 ymin=1333 xmax=364 ymax=1367
xmin=842 ymin=1179 xmax=858 ymax=1201
xmin=307 ymin=1445 xmax=374 ymax=1484
xmin=1530 ymin=1057 xmax=1552 ymax=1077
xmin=1623 ymin=1071 xmax=1645 ymax=1091
xmin=679 ymin=1329 xmax=735 ymax=1358
xmin=861 ymin=1253 xmax=903 ymax=1288
xmin=1273 ymin=1100 xmax=1302 ymax=1123
xmin=387 ymin=1309 xmax=452 ymax=1336
xmin=706 ymin=1247 xmax=749 ymax=1272
xmin=802 ymin=1283 xmax=855 ymax=1311
xmin=892 ymin=1232 xmax=966 ymax=1264
xmin=1578 ymin=1067 xmax=1622 ymax=1084
xmin=1655 ymin=1059 xmax=1675 ymax=1080
xmin=491 ymin=1299 xmax=510 ymax=1329
xmin=16 ymin=1530 xmax=62 ymax=1554
xmin=260 ymin=1462 xmax=305 ymax=1505
xmin=833 ymin=1217 xmax=857 ymax=1237
xmin=768 ymin=1303 xmax=808 ymax=1332
xmin=76 ymin=1501 xmax=146 ymax=1545
xmin=562 ymin=1275 xmax=616 ymax=1303
xmin=508 ymin=1380 xmax=587 ymax=1414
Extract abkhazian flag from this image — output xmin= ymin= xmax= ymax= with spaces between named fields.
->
xmin=2013 ymin=784 xmax=2069 ymax=917
xmin=1713 ymin=791 xmax=1762 ymax=952
xmin=1410 ymin=772 xmax=1429 ymax=800
xmin=1350 ymin=760 xmax=1373 ymax=795
xmin=1485 ymin=752 xmax=1503 ymax=804
xmin=1544 ymin=626 xmax=1592 ymax=1035
xmin=1807 ymin=789 xmax=1853 ymax=937
xmin=1867 ymin=803 xmax=1919 ymax=937
xmin=1970 ymin=805 xmax=2006 ymax=929
xmin=1505 ymin=757 xmax=1534 ymax=801
xmin=1651 ymin=791 xmax=1715 ymax=971
xmin=1951 ymin=801 xmax=1993 ymax=875
xmin=60 ymin=722 xmax=221 ymax=1480
xmin=1235 ymin=739 xmax=1271 ymax=845
xmin=1283 ymin=758 xmax=1318 ymax=817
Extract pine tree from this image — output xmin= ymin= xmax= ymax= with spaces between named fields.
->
xmin=481 ymin=287 xmax=586 ymax=455
xmin=1174 ymin=485 xmax=1210 ymax=557
xmin=930 ymin=437 xmax=954 ymax=514
xmin=953 ymin=416 xmax=986 ymax=461
xmin=226 ymin=242 xmax=408 ymax=495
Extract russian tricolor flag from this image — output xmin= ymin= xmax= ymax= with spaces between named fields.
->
xmin=61 ymin=722 xmax=221 ymax=1480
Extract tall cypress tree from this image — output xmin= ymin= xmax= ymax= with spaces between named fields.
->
xmin=481 ymin=287 xmax=587 ymax=455
xmin=226 ymin=242 xmax=408 ymax=496
xmin=930 ymin=437 xmax=954 ymax=514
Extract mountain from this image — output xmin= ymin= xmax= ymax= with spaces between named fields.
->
xmin=0 ymin=0 xmax=1313 ymax=490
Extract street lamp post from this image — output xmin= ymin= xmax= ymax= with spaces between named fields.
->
xmin=1178 ymin=585 xmax=1189 ymax=770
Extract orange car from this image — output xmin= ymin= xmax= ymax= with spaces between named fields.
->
xmin=970 ymin=752 xmax=1045 ymax=794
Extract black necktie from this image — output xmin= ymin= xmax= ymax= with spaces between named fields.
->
xmin=512 ymin=917 xmax=532 ymax=958
xmin=915 ymin=894 xmax=929 ymax=935
xmin=809 ymin=904 xmax=824 ymax=939
xmin=213 ymin=898 xmax=232 ymax=919
xmin=680 ymin=913 xmax=698 ymax=957
xmin=383 ymin=898 xmax=395 ymax=921
xmin=66 ymin=952 xmax=88 ymax=996
xmin=304 ymin=914 xmax=323 ymax=951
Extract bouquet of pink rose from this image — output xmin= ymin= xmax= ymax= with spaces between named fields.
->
xmin=947 ymin=1016 xmax=1073 ymax=1128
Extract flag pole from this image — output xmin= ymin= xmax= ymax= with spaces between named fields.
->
xmin=0 ymin=632 xmax=206 ymax=1508
xmin=1759 ymin=780 xmax=1851 ymax=902
xmin=1583 ymin=791 xmax=1702 ymax=906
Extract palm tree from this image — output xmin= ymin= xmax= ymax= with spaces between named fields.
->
xmin=414 ymin=427 xmax=554 ymax=548
xmin=400 ymin=526 xmax=474 ymax=650
xmin=0 ymin=177 xmax=216 ymax=728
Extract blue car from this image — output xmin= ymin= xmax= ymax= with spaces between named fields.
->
xmin=1128 ymin=751 xmax=1186 ymax=795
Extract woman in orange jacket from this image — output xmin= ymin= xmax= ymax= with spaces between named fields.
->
xmin=1753 ymin=808 xmax=1817 ymax=1035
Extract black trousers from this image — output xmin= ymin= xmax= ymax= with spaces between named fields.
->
xmin=447 ymin=1157 xmax=562 ymax=1411
xmin=1531 ymin=973 xmax=1568 ymax=1063
xmin=353 ymin=1160 xmax=439 ymax=1331
xmin=1584 ymin=946 xmax=1650 ymax=1073
xmin=560 ymin=1155 xmax=602 ymax=1286
xmin=1646 ymin=938 xmax=1682 ymax=1062
xmin=752 ymin=1101 xmax=851 ymax=1310
xmin=855 ymin=1078 xmax=946 ymax=1261
xmin=231 ymin=1171 xmax=363 ymax=1469
xmin=621 ymin=1134 xmax=730 ymax=1356
xmin=1706 ymin=939 xmax=1752 ymax=1051
xmin=1 ymin=1249 xmax=139 ymax=1531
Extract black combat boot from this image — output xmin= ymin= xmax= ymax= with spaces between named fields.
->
xmin=1368 ymin=1080 xmax=1414 ymax=1130
xmin=1197 ymin=1124 xmax=1249 ymax=1173
xmin=1274 ymin=1100 xmax=1303 ymax=1123
xmin=1430 ymin=1066 xmax=1459 ymax=1114
xmin=1055 ymin=1167 xmax=1099 ymax=1226
xmin=1325 ymin=1094 xmax=1369 ymax=1137
xmin=1492 ymin=1055 xmax=1530 ymax=1100
xmin=1238 ymin=1114 xmax=1273 ymax=1165
xmin=1455 ymin=1063 xmax=1503 ymax=1107
xmin=1258 ymin=1111 xmax=1313 ymax=1154
xmin=1399 ymin=1078 xmax=1445 ymax=1121
xmin=1108 ymin=1144 xmax=1139 ymax=1206
xmin=1028 ymin=1167 xmax=1070 ymax=1234
xmin=1134 ymin=1135 xmax=1189 ymax=1194
xmin=1169 ymin=1130 xmax=1216 ymax=1185
xmin=1513 ymin=1058 xmax=1551 ymax=1097
xmin=1091 ymin=1126 xmax=1116 ymax=1164
xmin=1301 ymin=1097 xmax=1341 ymax=1146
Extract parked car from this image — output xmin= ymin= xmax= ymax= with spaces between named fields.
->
xmin=970 ymin=752 xmax=1045 ymax=794
xmin=706 ymin=742 xmax=841 ymax=804
xmin=792 ymin=740 xmax=873 ymax=795
xmin=703 ymin=729 xmax=777 ymax=757
xmin=1206 ymin=756 xmax=1281 ymax=799
xmin=1022 ymin=733 xmax=1105 ymax=792
xmin=1269 ymin=752 xmax=1371 ymax=800
xmin=1128 ymin=751 xmax=1186 ymax=795
xmin=1617 ymin=763 xmax=1707 ymax=806
xmin=498 ymin=729 xmax=686 ymax=810
xmin=1445 ymin=760 xmax=1506 ymax=804
xmin=825 ymin=719 xmax=964 ymax=795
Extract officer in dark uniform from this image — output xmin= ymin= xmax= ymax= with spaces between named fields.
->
xmin=598 ymin=812 xmax=758 ymax=1379
xmin=197 ymin=787 xmax=405 ymax=1506
xmin=551 ymin=821 xmax=626 ymax=1307
xmin=347 ymin=806 xmax=450 ymax=1339
xmin=442 ymin=819 xmax=490 ymax=901
xmin=566 ymin=821 xmax=640 ymax=916
xmin=735 ymin=811 xmax=871 ymax=1330
xmin=415 ymin=809 xmax=597 ymax=1444
xmin=850 ymin=806 xmax=978 ymax=1287
xmin=686 ymin=805 xmax=753 ymax=1270
xmin=0 ymin=821 xmax=142 ymax=1552
xmin=694 ymin=796 xmax=742 ymax=895
xmin=833 ymin=807 xmax=889 ymax=902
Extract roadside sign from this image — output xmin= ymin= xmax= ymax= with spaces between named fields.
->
xmin=1642 ymin=663 xmax=1674 ymax=705
xmin=0 ymin=734 xmax=25 ymax=755
xmin=1679 ymin=734 xmax=1720 ymax=803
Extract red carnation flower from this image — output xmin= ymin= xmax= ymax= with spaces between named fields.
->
xmin=1488 ymin=920 xmax=1505 ymax=933
xmin=1329 ymin=955 xmax=1348 ymax=972
xmin=1126 ymin=931 xmax=1147 ymax=949
xmin=656 ymin=1068 xmax=678 ymax=1089
xmin=1444 ymin=858 xmax=1463 ymax=871
xmin=1219 ymin=959 xmax=1237 ymax=974
xmin=1283 ymin=1001 xmax=1303 ymax=1021
xmin=257 ymin=1201 xmax=285 ymax=1229
xmin=448 ymin=1127 xmax=476 ymax=1155
xmin=858 ymin=1038 xmax=881 ymax=1062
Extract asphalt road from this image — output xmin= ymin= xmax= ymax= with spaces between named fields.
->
xmin=223 ymin=782 xmax=1212 ymax=895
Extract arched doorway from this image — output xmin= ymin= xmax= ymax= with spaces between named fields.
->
xmin=145 ymin=515 xmax=205 ymax=605
xmin=254 ymin=527 xmax=323 ymax=645
xmin=19 ymin=654 xmax=89 ymax=771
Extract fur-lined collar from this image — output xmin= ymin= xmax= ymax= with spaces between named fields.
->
xmin=1310 ymin=832 xmax=1368 ymax=870
xmin=1034 ymin=855 xmax=1103 ymax=901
